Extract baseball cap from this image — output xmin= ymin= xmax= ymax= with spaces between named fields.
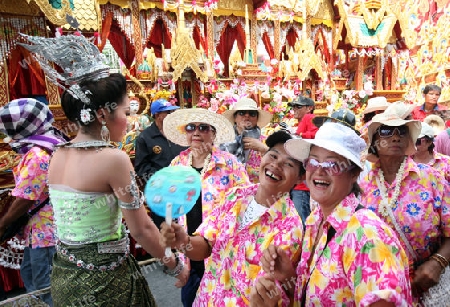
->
xmin=288 ymin=96 xmax=315 ymax=107
xmin=150 ymin=99 xmax=180 ymax=115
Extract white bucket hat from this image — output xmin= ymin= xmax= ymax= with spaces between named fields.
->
xmin=163 ymin=108 xmax=235 ymax=146
xmin=367 ymin=103 xmax=421 ymax=162
xmin=222 ymin=98 xmax=272 ymax=128
xmin=418 ymin=122 xmax=436 ymax=138
xmin=285 ymin=122 xmax=366 ymax=170
xmin=363 ymin=97 xmax=390 ymax=115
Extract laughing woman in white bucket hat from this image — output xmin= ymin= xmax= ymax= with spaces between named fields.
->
xmin=251 ymin=122 xmax=412 ymax=307
xmin=360 ymin=102 xmax=450 ymax=305
xmin=221 ymin=98 xmax=272 ymax=183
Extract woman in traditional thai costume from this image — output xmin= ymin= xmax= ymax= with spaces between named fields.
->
xmin=360 ymin=102 xmax=450 ymax=305
xmin=162 ymin=108 xmax=250 ymax=306
xmin=160 ymin=129 xmax=304 ymax=306
xmin=19 ymin=33 xmax=186 ymax=306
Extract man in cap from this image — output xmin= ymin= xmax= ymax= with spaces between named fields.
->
xmin=134 ymin=99 xmax=187 ymax=228
xmin=288 ymin=95 xmax=318 ymax=226
xmin=289 ymin=95 xmax=318 ymax=139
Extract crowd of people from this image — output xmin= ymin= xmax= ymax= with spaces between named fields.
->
xmin=0 ymin=33 xmax=449 ymax=307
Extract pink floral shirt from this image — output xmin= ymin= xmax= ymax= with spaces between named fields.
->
xmin=11 ymin=147 xmax=56 ymax=248
xmin=245 ymin=135 xmax=267 ymax=184
xmin=170 ymin=146 xmax=250 ymax=219
xmin=360 ymin=157 xmax=450 ymax=269
xmin=295 ymin=194 xmax=412 ymax=307
xmin=420 ymin=151 xmax=450 ymax=183
xmin=194 ymin=184 xmax=303 ymax=307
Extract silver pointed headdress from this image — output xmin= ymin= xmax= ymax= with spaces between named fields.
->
xmin=18 ymin=33 xmax=110 ymax=105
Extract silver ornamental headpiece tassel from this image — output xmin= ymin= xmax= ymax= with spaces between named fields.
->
xmin=18 ymin=33 xmax=110 ymax=106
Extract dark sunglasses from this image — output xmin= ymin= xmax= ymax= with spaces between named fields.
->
xmin=184 ymin=123 xmax=215 ymax=133
xmin=292 ymin=105 xmax=306 ymax=110
xmin=304 ymin=158 xmax=355 ymax=176
xmin=236 ymin=110 xmax=258 ymax=117
xmin=377 ymin=125 xmax=409 ymax=138
xmin=415 ymin=136 xmax=433 ymax=145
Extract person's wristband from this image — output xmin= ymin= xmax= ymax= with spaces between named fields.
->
xmin=163 ymin=253 xmax=184 ymax=277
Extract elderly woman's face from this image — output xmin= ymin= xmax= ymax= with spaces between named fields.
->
xmin=372 ymin=125 xmax=410 ymax=157
xmin=306 ymin=146 xmax=358 ymax=209
xmin=234 ymin=110 xmax=258 ymax=131
xmin=259 ymin=143 xmax=302 ymax=194
xmin=185 ymin=122 xmax=216 ymax=150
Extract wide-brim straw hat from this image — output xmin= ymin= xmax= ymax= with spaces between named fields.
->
xmin=367 ymin=105 xmax=421 ymax=162
xmin=163 ymin=108 xmax=235 ymax=147
xmin=424 ymin=114 xmax=445 ymax=135
xmin=383 ymin=101 xmax=415 ymax=119
xmin=222 ymin=97 xmax=272 ymax=128
xmin=363 ymin=97 xmax=389 ymax=115
xmin=285 ymin=122 xmax=366 ymax=170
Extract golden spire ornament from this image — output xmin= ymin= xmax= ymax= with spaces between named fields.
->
xmin=170 ymin=0 xmax=208 ymax=82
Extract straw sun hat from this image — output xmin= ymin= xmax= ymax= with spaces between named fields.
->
xmin=163 ymin=108 xmax=235 ymax=147
xmin=367 ymin=102 xmax=421 ymax=162
xmin=285 ymin=122 xmax=366 ymax=170
xmin=363 ymin=97 xmax=390 ymax=115
xmin=424 ymin=114 xmax=445 ymax=135
xmin=222 ymin=98 xmax=272 ymax=128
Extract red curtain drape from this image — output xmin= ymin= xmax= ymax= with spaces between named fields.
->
xmin=280 ymin=28 xmax=298 ymax=59
xmin=108 ymin=21 xmax=135 ymax=68
xmin=98 ymin=12 xmax=113 ymax=52
xmin=8 ymin=46 xmax=46 ymax=100
xmin=216 ymin=23 xmax=245 ymax=77
xmin=262 ymin=32 xmax=274 ymax=59
xmin=146 ymin=19 xmax=172 ymax=58
xmin=193 ymin=26 xmax=207 ymax=54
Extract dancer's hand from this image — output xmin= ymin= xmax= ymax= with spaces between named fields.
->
xmin=174 ymin=265 xmax=189 ymax=288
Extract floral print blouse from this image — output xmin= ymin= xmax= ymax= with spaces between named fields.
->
xmin=360 ymin=157 xmax=450 ymax=266
xmin=170 ymin=146 xmax=250 ymax=219
xmin=420 ymin=151 xmax=450 ymax=183
xmin=12 ymin=147 xmax=56 ymax=248
xmin=294 ymin=193 xmax=412 ymax=307
xmin=245 ymin=135 xmax=267 ymax=184
xmin=194 ymin=184 xmax=303 ymax=307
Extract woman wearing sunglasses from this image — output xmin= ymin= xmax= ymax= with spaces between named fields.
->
xmin=163 ymin=108 xmax=250 ymax=306
xmin=412 ymin=122 xmax=450 ymax=183
xmin=222 ymin=98 xmax=272 ymax=183
xmin=360 ymin=103 xmax=450 ymax=305
xmin=161 ymin=130 xmax=304 ymax=306
xmin=251 ymin=122 xmax=411 ymax=307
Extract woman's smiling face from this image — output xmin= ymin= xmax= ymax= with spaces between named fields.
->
xmin=259 ymin=143 xmax=302 ymax=194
